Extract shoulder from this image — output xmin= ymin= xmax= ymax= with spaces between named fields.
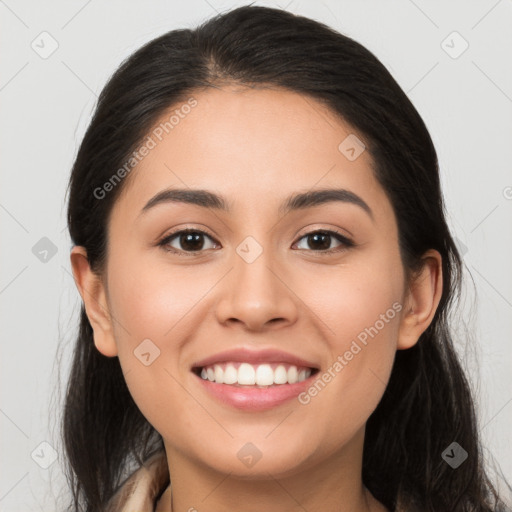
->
xmin=105 ymin=451 xmax=170 ymax=512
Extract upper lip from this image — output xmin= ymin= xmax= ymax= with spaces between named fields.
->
xmin=192 ymin=347 xmax=320 ymax=370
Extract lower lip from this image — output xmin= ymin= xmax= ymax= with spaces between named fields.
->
xmin=193 ymin=372 xmax=316 ymax=411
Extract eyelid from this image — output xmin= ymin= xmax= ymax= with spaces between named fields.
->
xmin=157 ymin=226 xmax=355 ymax=255
xmin=294 ymin=223 xmax=353 ymax=242
xmin=157 ymin=226 xmax=219 ymax=255
xmin=292 ymin=229 xmax=354 ymax=252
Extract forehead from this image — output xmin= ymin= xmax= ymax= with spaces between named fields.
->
xmin=115 ymin=85 xmax=388 ymax=219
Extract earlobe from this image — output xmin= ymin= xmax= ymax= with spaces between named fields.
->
xmin=70 ymin=246 xmax=118 ymax=357
xmin=397 ymin=249 xmax=443 ymax=350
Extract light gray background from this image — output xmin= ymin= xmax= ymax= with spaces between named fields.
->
xmin=1 ymin=1 xmax=511 ymax=510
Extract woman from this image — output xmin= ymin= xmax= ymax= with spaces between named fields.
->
xmin=62 ymin=4 xmax=511 ymax=511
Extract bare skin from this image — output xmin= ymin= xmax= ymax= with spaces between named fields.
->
xmin=71 ymin=85 xmax=442 ymax=512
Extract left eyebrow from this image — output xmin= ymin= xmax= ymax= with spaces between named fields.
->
xmin=139 ymin=187 xmax=373 ymax=220
xmin=279 ymin=188 xmax=373 ymax=220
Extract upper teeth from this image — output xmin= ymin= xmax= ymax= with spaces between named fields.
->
xmin=199 ymin=363 xmax=312 ymax=386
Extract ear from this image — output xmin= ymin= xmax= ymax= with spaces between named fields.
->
xmin=397 ymin=249 xmax=443 ymax=350
xmin=70 ymin=246 xmax=118 ymax=357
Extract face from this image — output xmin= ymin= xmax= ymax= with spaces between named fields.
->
xmin=77 ymin=85 xmax=425 ymax=480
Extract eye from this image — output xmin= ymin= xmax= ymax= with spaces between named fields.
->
xmin=158 ymin=228 xmax=354 ymax=256
xmin=293 ymin=230 xmax=354 ymax=253
xmin=158 ymin=229 xmax=219 ymax=255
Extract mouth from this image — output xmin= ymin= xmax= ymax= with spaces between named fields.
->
xmin=190 ymin=347 xmax=321 ymax=410
xmin=192 ymin=362 xmax=320 ymax=387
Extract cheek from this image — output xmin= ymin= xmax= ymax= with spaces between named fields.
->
xmin=107 ymin=254 xmax=211 ymax=348
xmin=105 ymin=259 xmax=212 ymax=427
xmin=295 ymin=254 xmax=403 ymax=440
xmin=303 ymin=249 xmax=404 ymax=351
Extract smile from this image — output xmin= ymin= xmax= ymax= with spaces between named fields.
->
xmin=194 ymin=362 xmax=316 ymax=387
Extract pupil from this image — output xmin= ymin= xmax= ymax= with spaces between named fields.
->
xmin=181 ymin=232 xmax=203 ymax=251
xmin=309 ymin=233 xmax=330 ymax=250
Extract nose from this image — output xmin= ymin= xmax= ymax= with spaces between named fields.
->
xmin=214 ymin=243 xmax=299 ymax=332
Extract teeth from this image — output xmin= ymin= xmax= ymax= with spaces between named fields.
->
xmin=214 ymin=365 xmax=224 ymax=383
xmin=238 ymin=363 xmax=255 ymax=385
xmin=255 ymin=364 xmax=274 ymax=386
xmin=287 ymin=365 xmax=298 ymax=384
xmin=198 ymin=362 xmax=313 ymax=386
xmin=223 ymin=364 xmax=238 ymax=385
xmin=273 ymin=365 xmax=288 ymax=384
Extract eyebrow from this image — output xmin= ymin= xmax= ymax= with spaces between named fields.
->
xmin=140 ymin=187 xmax=373 ymax=219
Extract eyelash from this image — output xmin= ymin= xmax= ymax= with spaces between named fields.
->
xmin=157 ymin=227 xmax=355 ymax=256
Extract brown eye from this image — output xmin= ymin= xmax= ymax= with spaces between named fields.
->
xmin=159 ymin=229 xmax=218 ymax=254
xmin=294 ymin=230 xmax=354 ymax=252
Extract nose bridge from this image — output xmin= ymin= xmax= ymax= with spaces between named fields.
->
xmin=214 ymin=234 xmax=298 ymax=329
xmin=235 ymin=234 xmax=276 ymax=293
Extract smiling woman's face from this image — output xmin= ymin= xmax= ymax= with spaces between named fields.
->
xmin=72 ymin=85 xmax=440 ymax=484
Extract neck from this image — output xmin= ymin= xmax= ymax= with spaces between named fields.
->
xmin=161 ymin=428 xmax=388 ymax=512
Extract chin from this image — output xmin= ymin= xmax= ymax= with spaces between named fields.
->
xmin=197 ymin=442 xmax=318 ymax=480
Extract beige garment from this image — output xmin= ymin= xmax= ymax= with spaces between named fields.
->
xmin=105 ymin=451 xmax=171 ymax=512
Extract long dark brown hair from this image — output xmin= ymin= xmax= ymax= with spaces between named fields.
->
xmin=60 ymin=4 xmax=511 ymax=511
